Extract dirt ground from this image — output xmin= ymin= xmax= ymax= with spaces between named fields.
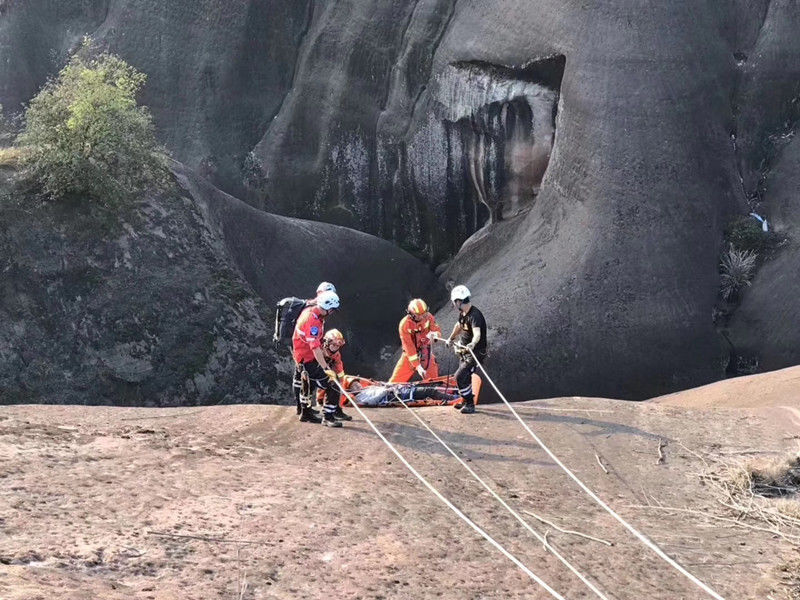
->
xmin=2 ymin=368 xmax=799 ymax=599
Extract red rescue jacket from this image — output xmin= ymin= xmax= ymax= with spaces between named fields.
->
xmin=398 ymin=313 xmax=441 ymax=369
xmin=292 ymin=306 xmax=326 ymax=364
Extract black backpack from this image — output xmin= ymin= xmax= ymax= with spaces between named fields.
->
xmin=273 ymin=297 xmax=308 ymax=345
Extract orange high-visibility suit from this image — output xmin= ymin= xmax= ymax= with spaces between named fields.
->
xmin=316 ymin=349 xmax=345 ymax=405
xmin=389 ymin=313 xmax=441 ymax=382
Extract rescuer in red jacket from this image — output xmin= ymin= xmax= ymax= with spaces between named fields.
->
xmin=292 ymin=290 xmax=344 ymax=427
xmin=389 ymin=298 xmax=442 ymax=383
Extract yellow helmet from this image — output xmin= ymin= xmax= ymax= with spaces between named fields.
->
xmin=407 ymin=298 xmax=428 ymax=316
xmin=323 ymin=328 xmax=346 ymax=347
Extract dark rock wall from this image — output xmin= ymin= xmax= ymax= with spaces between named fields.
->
xmin=0 ymin=164 xmax=440 ymax=405
xmin=2 ymin=1 xmax=800 ymax=399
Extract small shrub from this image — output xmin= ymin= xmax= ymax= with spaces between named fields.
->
xmin=242 ymin=151 xmax=266 ymax=192
xmin=725 ymin=216 xmax=769 ymax=254
xmin=720 ymin=244 xmax=757 ymax=302
xmin=16 ymin=39 xmax=169 ymax=205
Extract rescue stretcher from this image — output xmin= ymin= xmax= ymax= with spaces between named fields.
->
xmin=339 ymin=373 xmax=482 ymax=408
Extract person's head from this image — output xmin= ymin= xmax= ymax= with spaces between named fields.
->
xmin=316 ymin=290 xmax=340 ymax=316
xmin=406 ymin=298 xmax=428 ymax=322
xmin=316 ymin=281 xmax=336 ymax=296
xmin=323 ymin=328 xmax=345 ymax=354
xmin=348 ymin=380 xmax=363 ymax=394
xmin=450 ymin=285 xmax=471 ymax=312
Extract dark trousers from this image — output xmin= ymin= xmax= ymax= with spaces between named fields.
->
xmin=294 ymin=360 xmax=338 ymax=419
xmin=454 ymin=352 xmax=486 ymax=405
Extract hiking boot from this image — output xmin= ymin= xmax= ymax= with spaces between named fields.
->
xmin=460 ymin=403 xmax=475 ymax=414
xmin=453 ymin=400 xmax=465 ymax=410
xmin=299 ymin=407 xmax=322 ymax=423
xmin=323 ymin=416 xmax=343 ymax=428
xmin=333 ymin=407 xmax=352 ymax=421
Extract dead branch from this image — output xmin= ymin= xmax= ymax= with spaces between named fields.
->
xmin=595 ymin=453 xmax=609 ymax=474
xmin=626 ymin=504 xmax=800 ymax=545
xmin=523 ymin=510 xmax=613 ymax=546
xmin=656 ymin=439 xmax=666 ymax=465
xmin=147 ymin=531 xmax=265 ymax=546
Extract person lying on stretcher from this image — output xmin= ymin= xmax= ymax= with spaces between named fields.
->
xmin=342 ymin=377 xmax=458 ymax=407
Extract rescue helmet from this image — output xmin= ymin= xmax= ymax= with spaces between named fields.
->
xmin=450 ymin=285 xmax=471 ymax=303
xmin=323 ymin=328 xmax=346 ymax=347
xmin=407 ymin=298 xmax=428 ymax=316
xmin=316 ymin=281 xmax=336 ymax=295
xmin=317 ymin=290 xmax=340 ymax=311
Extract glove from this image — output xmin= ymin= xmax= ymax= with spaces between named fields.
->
xmin=324 ymin=369 xmax=339 ymax=383
xmin=427 ymin=331 xmax=440 ymax=342
xmin=416 ymin=365 xmax=426 ymax=378
xmin=466 ymin=342 xmax=476 ymax=351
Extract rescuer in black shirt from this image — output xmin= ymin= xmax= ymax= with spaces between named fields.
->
xmin=442 ymin=284 xmax=487 ymax=414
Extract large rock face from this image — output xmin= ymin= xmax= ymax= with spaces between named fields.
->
xmin=2 ymin=1 xmax=799 ymax=399
xmin=0 ymin=164 xmax=439 ymax=405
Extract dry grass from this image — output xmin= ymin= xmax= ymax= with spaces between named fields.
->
xmin=706 ymin=451 xmax=800 ymax=545
xmin=0 ymin=145 xmax=23 ymax=168
xmin=729 ymin=454 xmax=800 ymax=498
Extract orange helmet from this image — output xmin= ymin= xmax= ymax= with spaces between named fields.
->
xmin=323 ymin=329 xmax=346 ymax=347
xmin=407 ymin=298 xmax=428 ymax=316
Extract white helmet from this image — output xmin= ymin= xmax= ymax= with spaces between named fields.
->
xmin=316 ymin=281 xmax=336 ymax=295
xmin=450 ymin=285 xmax=471 ymax=302
xmin=317 ymin=290 xmax=340 ymax=311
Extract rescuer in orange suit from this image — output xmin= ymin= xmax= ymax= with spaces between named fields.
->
xmin=315 ymin=329 xmax=352 ymax=421
xmin=389 ymin=298 xmax=442 ymax=382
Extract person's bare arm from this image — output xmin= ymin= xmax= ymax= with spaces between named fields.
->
xmin=312 ymin=346 xmax=330 ymax=372
xmin=467 ymin=327 xmax=481 ymax=350
xmin=445 ymin=322 xmax=461 ymax=345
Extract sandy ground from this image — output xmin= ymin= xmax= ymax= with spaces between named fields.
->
xmin=2 ymin=371 xmax=799 ymax=599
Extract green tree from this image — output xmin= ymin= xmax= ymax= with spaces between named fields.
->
xmin=17 ymin=40 xmax=169 ymax=204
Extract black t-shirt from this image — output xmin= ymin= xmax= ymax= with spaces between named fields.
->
xmin=458 ymin=306 xmax=487 ymax=356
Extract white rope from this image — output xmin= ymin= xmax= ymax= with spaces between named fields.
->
xmin=389 ymin=388 xmax=610 ymax=600
xmin=331 ymin=379 xmax=566 ymax=600
xmin=455 ymin=343 xmax=726 ymax=600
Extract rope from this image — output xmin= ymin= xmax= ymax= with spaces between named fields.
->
xmin=454 ymin=343 xmax=726 ymax=600
xmin=389 ymin=388 xmax=610 ymax=600
xmin=331 ymin=379 xmax=566 ymax=599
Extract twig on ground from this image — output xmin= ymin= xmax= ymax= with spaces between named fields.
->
xmin=656 ymin=439 xmax=666 ymax=465
xmin=529 ymin=407 xmax=614 ymax=414
xmin=120 ymin=409 xmax=208 ymax=421
xmin=235 ymin=546 xmax=248 ymax=600
xmin=147 ymin=531 xmax=265 ymax=546
xmin=595 ymin=453 xmax=609 ymax=474
xmin=523 ymin=510 xmax=613 ymax=546
xmin=625 ymin=504 xmax=800 ymax=545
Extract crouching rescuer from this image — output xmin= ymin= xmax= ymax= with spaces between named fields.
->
xmin=291 ymin=290 xmax=345 ymax=427
xmin=389 ymin=298 xmax=442 ymax=382
xmin=444 ymin=285 xmax=487 ymax=414
xmin=316 ymin=328 xmax=352 ymax=421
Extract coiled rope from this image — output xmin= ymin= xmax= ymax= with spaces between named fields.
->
xmin=455 ymin=343 xmax=726 ymax=600
xmin=331 ymin=379 xmax=567 ymax=599
xmin=389 ymin=387 xmax=610 ymax=600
